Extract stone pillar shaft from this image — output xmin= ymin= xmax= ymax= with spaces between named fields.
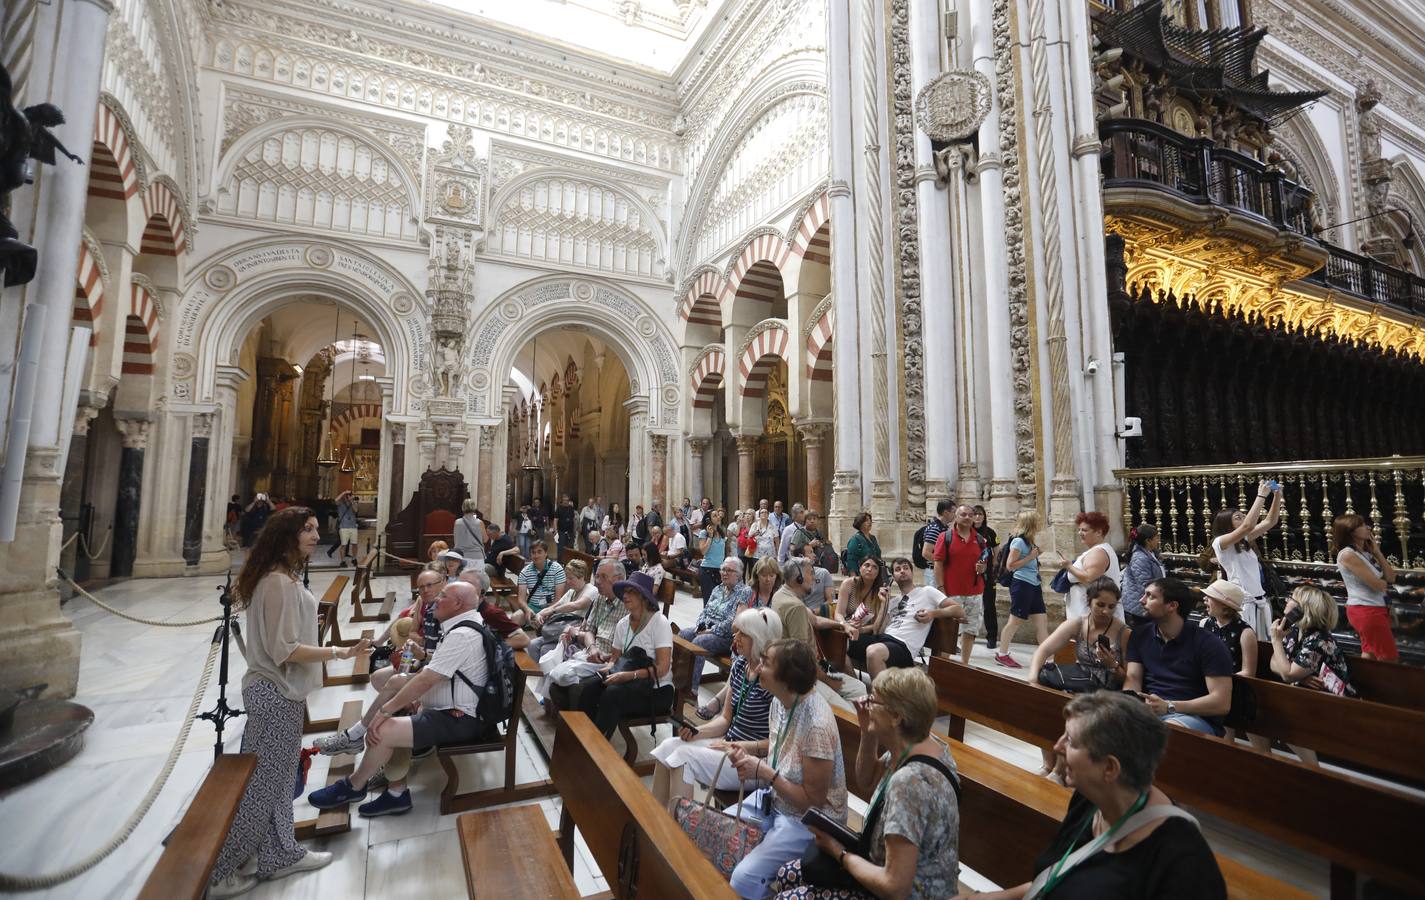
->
xmin=110 ymin=419 xmax=149 ymax=579
xmin=477 ymin=426 xmax=496 ymax=516
xmin=735 ymin=435 xmax=758 ymax=512
xmin=182 ymin=415 xmax=213 ymax=567
xmin=650 ymin=435 xmax=668 ymax=511
xmin=688 ymin=438 xmax=709 ymax=509
xmin=798 ymin=423 xmax=830 ymax=514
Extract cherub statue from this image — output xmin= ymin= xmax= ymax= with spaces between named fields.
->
xmin=1 ymin=63 xmax=84 ymax=286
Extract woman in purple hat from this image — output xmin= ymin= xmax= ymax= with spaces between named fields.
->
xmin=578 ymin=571 xmax=675 ymax=737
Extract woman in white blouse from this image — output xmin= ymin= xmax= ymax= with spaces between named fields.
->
xmin=209 ymin=508 xmax=369 ymax=899
xmin=578 ymin=571 xmax=675 ymax=737
xmin=1206 ymin=480 xmax=1282 ymax=637
xmin=1056 ymin=511 xmax=1123 ymax=621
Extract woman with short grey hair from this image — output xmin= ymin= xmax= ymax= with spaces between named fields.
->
xmin=453 ymin=498 xmax=486 ymax=567
xmin=651 ymin=608 xmax=783 ymax=804
xmin=955 ymin=691 xmax=1225 ymax=900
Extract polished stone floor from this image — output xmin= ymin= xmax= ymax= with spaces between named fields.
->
xmin=0 ymin=556 xmax=1349 ymax=898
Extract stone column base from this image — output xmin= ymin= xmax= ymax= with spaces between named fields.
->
xmin=828 ymin=470 xmax=861 ymax=547
xmin=132 ymin=556 xmax=189 ymax=578
xmin=1047 ymin=476 xmax=1083 ymax=562
xmin=195 ymin=548 xmax=234 ymax=575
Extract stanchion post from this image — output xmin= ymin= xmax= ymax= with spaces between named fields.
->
xmin=198 ymin=570 xmax=244 ymax=758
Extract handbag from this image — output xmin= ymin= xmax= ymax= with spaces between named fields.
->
xmin=670 ymin=754 xmax=766 ymax=877
xmin=1050 ymin=568 xmax=1073 ymax=595
xmin=1037 ymin=662 xmax=1108 ymax=693
xmin=539 ymin=613 xmax=584 ymax=644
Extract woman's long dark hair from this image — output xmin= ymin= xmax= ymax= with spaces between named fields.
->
xmin=235 ymin=506 xmax=314 ymax=609
xmin=1199 ymin=508 xmax=1260 ymax=572
xmin=1128 ymin=523 xmax=1157 ymax=565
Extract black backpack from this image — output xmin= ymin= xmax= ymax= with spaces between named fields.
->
xmin=447 ymin=620 xmax=515 ymax=734
xmin=911 ymin=520 xmax=935 ymax=569
xmin=995 ymin=534 xmax=1027 ymax=587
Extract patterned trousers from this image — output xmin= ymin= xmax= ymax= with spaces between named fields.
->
xmin=210 ymin=678 xmax=308 ymax=882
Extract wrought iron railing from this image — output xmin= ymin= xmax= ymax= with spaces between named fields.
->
xmin=1114 ymin=455 xmax=1425 ymax=574
xmin=1100 ymin=118 xmax=1314 ymax=236
xmin=1303 ymin=242 xmax=1425 ymax=317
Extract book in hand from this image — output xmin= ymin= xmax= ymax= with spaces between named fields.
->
xmin=801 ymin=808 xmax=859 ymax=849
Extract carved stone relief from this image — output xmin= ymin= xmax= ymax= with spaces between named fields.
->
xmin=889 ymin=0 xmax=926 ymax=503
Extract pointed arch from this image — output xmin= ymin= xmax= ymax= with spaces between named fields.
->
xmin=787 ymin=189 xmax=832 ymax=260
xmin=738 ymin=320 xmax=791 ymax=398
xmin=690 ymin=346 xmax=726 ymax=409
xmin=91 ymin=99 xmax=141 ymax=201
xmin=679 ymin=265 xmax=726 ymax=324
xmin=331 ymin=402 xmax=383 ymax=433
xmin=75 ymin=238 xmax=106 ymax=347
xmin=141 ymin=177 xmax=189 ymax=256
xmin=804 ymin=298 xmax=833 ymax=382
xmin=123 ymin=280 xmax=160 ymax=375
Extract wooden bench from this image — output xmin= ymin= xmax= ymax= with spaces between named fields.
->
xmin=316 ymin=574 xmax=352 ymax=647
xmin=612 ymin=636 xmax=702 ymax=775
xmin=819 ymin=616 xmax=961 ymax=675
xmin=1253 ymin=638 xmax=1425 ymax=712
xmin=350 ymin=551 xmax=395 ymax=623
xmin=550 ymin=711 xmax=736 ymax=898
xmin=295 ymin=698 xmax=364 ymax=840
xmin=456 ymin=804 xmax=580 ymax=899
xmin=926 ymin=656 xmax=1425 ymax=898
xmin=435 ymin=649 xmax=557 ymax=813
xmin=137 ymin=754 xmax=257 ymax=900
xmin=657 ymin=574 xmax=677 ymax=618
xmin=321 ymin=627 xmax=375 ymax=687
xmin=830 ymin=706 xmax=1307 ymax=898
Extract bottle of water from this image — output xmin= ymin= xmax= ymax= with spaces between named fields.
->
xmin=399 ymin=645 xmax=416 ymax=674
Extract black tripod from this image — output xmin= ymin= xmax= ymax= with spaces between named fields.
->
xmin=197 ymin=570 xmax=244 ymax=758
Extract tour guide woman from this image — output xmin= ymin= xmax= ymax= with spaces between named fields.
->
xmin=578 ymin=571 xmax=675 ymax=737
xmin=726 ymin=639 xmax=849 ymax=899
xmin=953 ymin=691 xmax=1224 ymax=900
xmin=771 ymin=666 xmax=962 ymax=900
xmin=208 ymin=508 xmax=370 ymax=899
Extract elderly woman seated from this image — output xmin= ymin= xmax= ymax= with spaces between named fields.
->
xmin=953 ymin=692 xmax=1225 ymax=900
xmin=683 ymin=556 xmax=754 ymax=690
xmin=771 ymin=666 xmax=962 ymax=900
xmin=652 ymin=609 xmax=782 ymax=805
xmin=577 ymin=571 xmax=675 ymax=737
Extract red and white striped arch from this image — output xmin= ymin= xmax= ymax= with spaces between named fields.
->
xmin=739 ymin=323 xmax=790 ymax=398
xmin=689 ymin=346 xmax=726 ymax=409
xmin=805 ymin=304 xmax=833 ymax=382
xmin=141 ymin=180 xmax=186 ymax=256
xmin=726 ymin=233 xmax=791 ymax=308
xmin=122 ymin=281 xmax=160 ymax=375
xmin=788 ymin=192 xmax=831 ymax=262
xmin=679 ymin=266 xmax=725 ymax=325
xmin=331 ymin=403 xmax=383 ymax=434
xmin=90 ymin=103 xmax=139 ymax=201
xmin=75 ymin=242 xmax=105 ymax=347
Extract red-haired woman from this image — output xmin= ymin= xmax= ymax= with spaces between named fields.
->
xmin=1055 ymin=511 xmax=1122 ymax=621
xmin=208 ymin=508 xmax=369 ymax=898
xmin=1334 ymin=514 xmax=1399 ymax=661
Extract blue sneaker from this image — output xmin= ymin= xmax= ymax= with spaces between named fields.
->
xmin=358 ymin=789 xmax=412 ymax=818
xmin=307 ymin=776 xmax=366 ymax=809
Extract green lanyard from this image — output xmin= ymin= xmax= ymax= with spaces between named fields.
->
xmin=1042 ymin=791 xmax=1149 ymax=896
xmin=769 ymin=697 xmax=801 ymax=771
xmin=867 ymin=746 xmax=913 ymax=817
xmin=731 ymin=672 xmax=759 ymax=722
xmin=622 ymin=614 xmax=647 ymax=655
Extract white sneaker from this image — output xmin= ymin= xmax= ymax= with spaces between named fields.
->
xmin=262 ymin=850 xmax=333 ymax=881
xmin=208 ymin=873 xmax=257 ymax=898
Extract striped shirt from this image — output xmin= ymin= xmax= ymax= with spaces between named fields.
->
xmin=518 ymin=560 xmax=566 ymax=613
xmin=725 ymin=655 xmax=772 ymax=743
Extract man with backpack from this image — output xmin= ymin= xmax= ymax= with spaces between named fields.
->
xmin=933 ymin=504 xmax=989 ymax=664
xmin=914 ymin=500 xmax=954 ymax=587
xmin=307 ymin=579 xmax=509 ymax=817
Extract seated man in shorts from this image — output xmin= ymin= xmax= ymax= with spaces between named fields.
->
xmin=850 ymin=558 xmax=964 ymax=677
xmin=307 ymin=580 xmax=491 ymax=817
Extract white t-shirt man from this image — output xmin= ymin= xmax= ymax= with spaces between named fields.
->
xmin=611 ymin=611 xmax=675 ymax=687
xmin=883 ymin=585 xmax=948 ymax=658
xmin=666 ymin=529 xmax=688 ymax=561
xmin=423 ymin=608 xmax=488 ymax=717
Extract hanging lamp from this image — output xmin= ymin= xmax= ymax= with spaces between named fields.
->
xmin=316 ymin=306 xmax=340 ymax=467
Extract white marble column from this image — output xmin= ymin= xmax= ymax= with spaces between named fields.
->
xmin=624 ymin=396 xmax=649 ymax=512
xmin=687 ymin=437 xmax=709 ymax=507
xmin=0 ymin=0 xmax=113 ymax=697
xmin=203 ymin=367 xmax=249 ymax=573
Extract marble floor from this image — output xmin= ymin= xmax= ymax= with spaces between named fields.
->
xmin=1 ymin=561 xmax=1369 ymax=898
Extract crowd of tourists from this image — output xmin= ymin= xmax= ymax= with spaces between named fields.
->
xmin=205 ymin=476 xmax=1400 ymax=899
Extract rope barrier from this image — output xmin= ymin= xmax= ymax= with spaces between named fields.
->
xmin=78 ymin=530 xmax=111 ymax=562
xmin=380 ymin=549 xmax=424 ymax=567
xmin=0 ymin=639 xmax=222 ymax=891
xmin=61 ymin=572 xmax=223 ymax=628
xmin=59 ymin=531 xmax=78 ymax=552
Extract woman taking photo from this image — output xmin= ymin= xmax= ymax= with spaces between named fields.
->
xmin=209 ymin=509 xmax=370 ymax=898
xmin=1333 ymin=514 xmax=1398 ymax=662
xmin=603 ymin=502 xmax=625 ymax=539
xmin=772 ymin=667 xmax=961 ymax=900
xmin=578 ymin=571 xmax=675 ymax=737
xmin=996 ymin=509 xmax=1049 ymax=668
xmin=1205 ymin=480 xmax=1282 ymax=638
xmin=844 ymin=512 xmax=882 ymax=578
xmin=727 ymin=639 xmax=849 ymax=899
xmin=1056 ymin=512 xmax=1121 ymax=621
xmin=953 ymin=692 xmax=1225 ymax=900
xmin=1120 ymin=525 xmax=1163 ymax=630
xmin=698 ymin=507 xmax=729 ymax=604
xmin=652 ymin=609 xmax=782 ymax=804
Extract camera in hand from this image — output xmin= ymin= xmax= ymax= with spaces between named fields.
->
xmin=1283 ymin=606 xmax=1304 ymax=629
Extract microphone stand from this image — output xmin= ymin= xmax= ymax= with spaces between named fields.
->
xmin=197 ymin=569 xmax=244 ymax=758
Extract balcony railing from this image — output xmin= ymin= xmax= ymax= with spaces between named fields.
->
xmin=1101 ymin=119 xmax=1314 ymax=236
xmin=1303 ymin=243 xmax=1425 ymax=317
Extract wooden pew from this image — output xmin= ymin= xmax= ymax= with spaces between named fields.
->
xmin=295 ymin=698 xmax=364 ymax=840
xmin=436 ymin=650 xmax=557 ymax=813
xmin=456 ymin=804 xmax=580 ymax=899
xmin=926 ymin=656 xmax=1425 ymax=898
xmin=322 ymin=627 xmax=375 ymax=687
xmin=137 ymin=754 xmax=258 ymax=900
xmin=550 ymin=711 xmax=736 ymax=899
xmin=657 ymin=574 xmax=677 ymax=618
xmin=350 ymin=551 xmax=394 ymax=623
xmin=612 ymin=635 xmax=703 ymax=775
xmin=316 ymin=574 xmax=352 ymax=647
xmin=830 ymin=706 xmax=1307 ymax=898
xmin=1254 ymin=638 xmax=1425 ymax=712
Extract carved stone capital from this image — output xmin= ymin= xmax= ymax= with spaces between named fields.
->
xmin=479 ymin=426 xmax=497 ymax=451
xmin=734 ymin=435 xmax=759 ymax=456
xmin=795 ymin=421 xmax=830 ymax=449
xmin=115 ymin=417 xmax=152 ymax=450
xmin=650 ymin=433 xmax=669 ymax=458
xmin=387 ymin=421 xmax=407 ymax=445
xmin=687 ymin=436 xmax=710 ymax=457
xmin=192 ymin=412 xmax=215 ymax=439
xmin=72 ymin=405 xmax=102 ymax=437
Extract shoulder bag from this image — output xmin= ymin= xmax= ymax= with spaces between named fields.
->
xmin=671 ymin=753 xmax=766 ymax=877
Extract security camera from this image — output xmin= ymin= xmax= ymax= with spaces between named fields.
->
xmin=1085 ymin=358 xmax=1101 ymax=376
xmin=1118 ymin=417 xmax=1143 ymax=438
